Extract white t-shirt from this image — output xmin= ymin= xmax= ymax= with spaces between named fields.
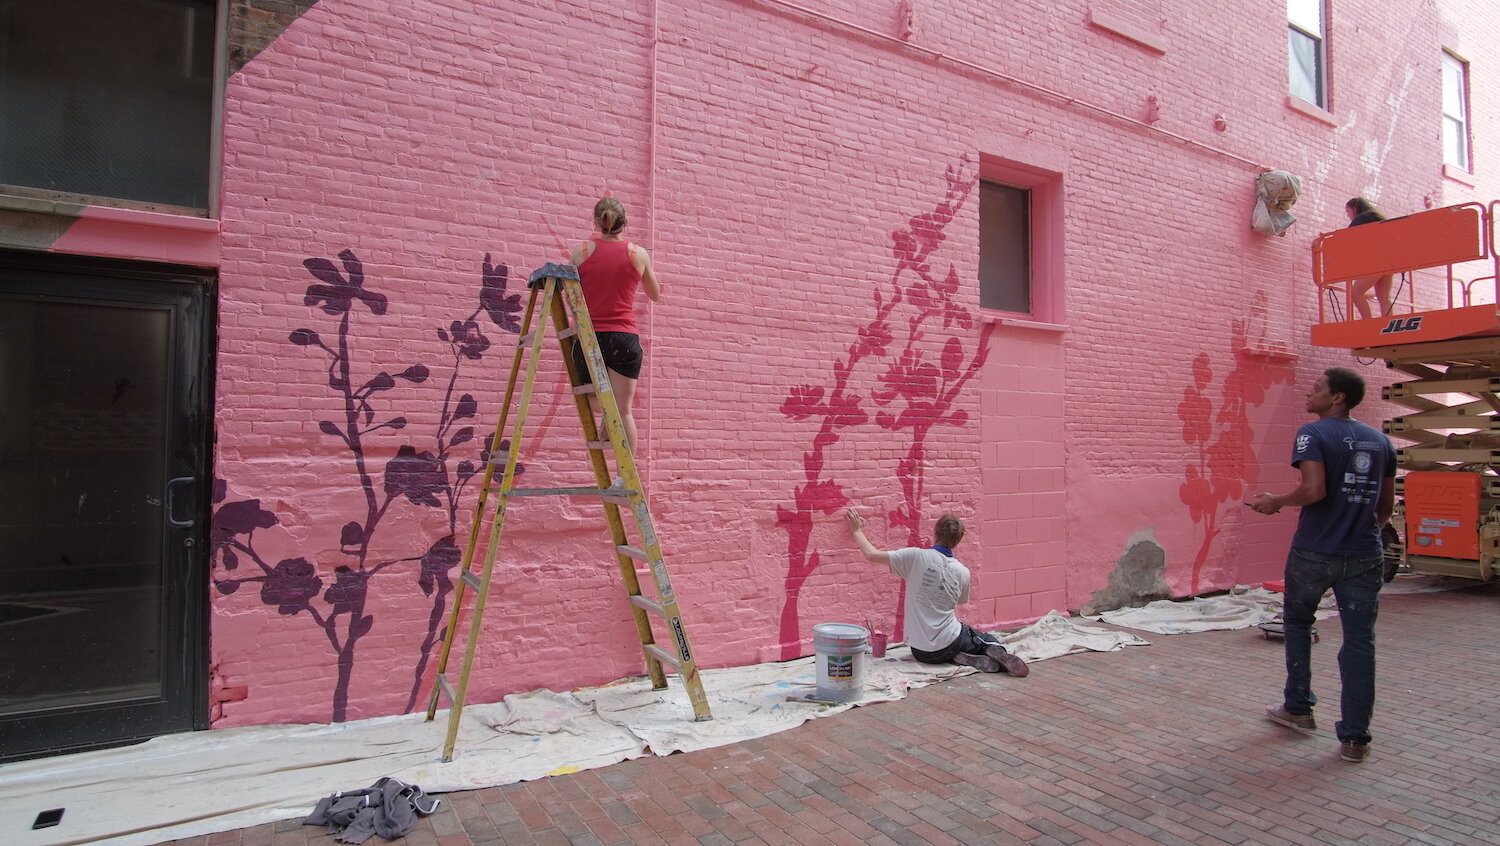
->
xmin=887 ymin=547 xmax=971 ymax=652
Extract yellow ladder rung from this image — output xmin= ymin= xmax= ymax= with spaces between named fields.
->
xmin=630 ymin=595 xmax=665 ymax=616
xmin=643 ymin=643 xmax=682 ymax=668
xmin=492 ymin=485 xmax=632 ymax=497
xmin=519 ymin=326 xmax=578 ymax=345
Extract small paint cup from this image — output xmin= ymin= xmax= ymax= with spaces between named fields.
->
xmin=869 ymin=631 xmax=888 ymax=658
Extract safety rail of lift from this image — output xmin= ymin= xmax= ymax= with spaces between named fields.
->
xmin=1311 ymin=200 xmax=1500 ymax=349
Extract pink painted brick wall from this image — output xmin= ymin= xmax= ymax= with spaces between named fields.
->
xmin=206 ymin=0 xmax=1475 ymax=725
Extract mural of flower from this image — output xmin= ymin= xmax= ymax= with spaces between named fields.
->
xmin=384 ymin=445 xmax=448 ymax=508
xmin=418 ymin=536 xmax=460 ymax=598
xmin=1177 ymin=320 xmax=1293 ymax=593
xmin=214 ymin=250 xmax=525 ymax=721
xmin=449 ymin=319 xmax=491 ymax=360
xmin=210 ymin=498 xmax=278 ymax=571
xmin=481 ymin=254 xmax=522 ymax=332
xmin=261 ymin=557 xmax=323 ymax=615
xmin=303 ymin=249 xmax=388 ymax=316
xmin=777 ymin=155 xmax=990 ymax=658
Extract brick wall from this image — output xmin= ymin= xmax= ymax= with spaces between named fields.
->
xmin=207 ymin=0 xmax=1469 ymax=725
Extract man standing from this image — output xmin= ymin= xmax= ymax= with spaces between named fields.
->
xmin=1252 ymin=367 xmax=1396 ymax=763
xmin=846 ymin=508 xmax=1027 ymax=676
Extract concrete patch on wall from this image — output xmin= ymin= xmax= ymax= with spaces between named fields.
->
xmin=1083 ymin=529 xmax=1171 ymax=615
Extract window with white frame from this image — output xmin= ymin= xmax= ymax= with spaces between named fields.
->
xmin=1442 ymin=51 xmax=1471 ymax=171
xmin=1287 ymin=0 xmax=1325 ymax=107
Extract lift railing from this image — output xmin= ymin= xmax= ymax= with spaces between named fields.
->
xmin=1312 ymin=202 xmax=1496 ymax=325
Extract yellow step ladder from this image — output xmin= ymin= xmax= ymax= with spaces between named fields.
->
xmin=425 ymin=262 xmax=711 ymax=762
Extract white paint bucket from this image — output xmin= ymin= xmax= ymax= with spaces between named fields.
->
xmin=813 ymin=623 xmax=869 ymax=702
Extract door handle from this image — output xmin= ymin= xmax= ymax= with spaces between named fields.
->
xmin=166 ymin=476 xmax=196 ymax=528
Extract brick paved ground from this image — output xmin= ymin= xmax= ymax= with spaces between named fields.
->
xmin=169 ymin=579 xmax=1500 ymax=846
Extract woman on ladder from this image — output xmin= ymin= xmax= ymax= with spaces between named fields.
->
xmin=570 ymin=197 xmax=663 ymax=453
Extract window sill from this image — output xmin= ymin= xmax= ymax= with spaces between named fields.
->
xmin=1443 ymin=164 xmax=1476 ymax=186
xmin=1285 ymin=96 xmax=1338 ymax=127
xmin=1087 ymin=8 xmax=1167 ymax=54
xmin=0 ymin=193 xmax=222 ymax=266
xmin=983 ymin=313 xmax=1067 ymax=333
xmin=1238 ymin=343 xmax=1298 ymax=362
xmin=0 ymin=185 xmax=208 ymax=218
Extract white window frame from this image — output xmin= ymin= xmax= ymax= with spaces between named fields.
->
xmin=1442 ymin=51 xmax=1472 ymax=172
xmin=1287 ymin=0 xmax=1326 ymax=108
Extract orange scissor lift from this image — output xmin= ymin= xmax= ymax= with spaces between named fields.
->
xmin=1312 ymin=201 xmax=1500 ymax=580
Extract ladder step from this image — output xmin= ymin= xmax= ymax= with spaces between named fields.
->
xmin=435 ymin=672 xmax=455 ymax=704
xmin=501 ymin=485 xmax=636 ymax=497
xmin=586 ymin=440 xmax=612 ymax=451
xmin=460 ymin=570 xmax=482 ymax=591
xmin=616 ymin=544 xmax=647 ymax=561
xmin=630 ymin=594 xmax=665 ymax=616
xmin=572 ymin=384 xmax=596 ymax=395
xmin=643 ymin=643 xmax=681 ymax=669
xmin=519 ymin=326 xmax=579 ymax=346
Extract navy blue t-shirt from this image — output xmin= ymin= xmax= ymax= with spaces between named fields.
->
xmin=1290 ymin=416 xmax=1397 ymax=555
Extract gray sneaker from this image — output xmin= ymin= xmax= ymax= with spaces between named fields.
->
xmin=953 ymin=652 xmax=1001 ymax=673
xmin=1266 ymin=703 xmax=1316 ymax=732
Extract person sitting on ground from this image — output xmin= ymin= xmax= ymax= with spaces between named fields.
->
xmin=846 ymin=507 xmax=1027 ymax=676
xmin=1344 ymin=197 xmax=1394 ymax=320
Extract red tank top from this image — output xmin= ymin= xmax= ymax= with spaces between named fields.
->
xmin=578 ymin=239 xmax=642 ymax=333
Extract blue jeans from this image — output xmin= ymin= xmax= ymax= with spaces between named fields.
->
xmin=1282 ymin=546 xmax=1383 ymax=744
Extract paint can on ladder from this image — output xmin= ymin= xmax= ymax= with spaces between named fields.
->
xmin=812 ymin=623 xmax=868 ymax=702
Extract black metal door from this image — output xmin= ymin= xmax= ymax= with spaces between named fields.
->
xmin=0 ymin=251 xmax=212 ymax=762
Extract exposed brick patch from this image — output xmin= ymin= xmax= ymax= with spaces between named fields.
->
xmin=227 ymin=0 xmax=318 ymax=73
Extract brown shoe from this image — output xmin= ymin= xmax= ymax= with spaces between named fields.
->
xmin=985 ymin=645 xmax=1029 ymax=677
xmin=1265 ymin=704 xmax=1316 ymax=732
xmin=1340 ymin=740 xmax=1370 ymax=762
xmin=953 ymin=651 xmax=1001 ymax=672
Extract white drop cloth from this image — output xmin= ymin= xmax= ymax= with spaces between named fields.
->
xmin=998 ymin=610 xmax=1151 ymax=659
xmin=1091 ymin=586 xmax=1338 ymax=634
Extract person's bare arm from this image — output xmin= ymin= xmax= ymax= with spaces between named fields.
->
xmin=846 ymin=508 xmax=891 ymax=566
xmin=1376 ymin=475 xmax=1395 ymax=526
xmin=1251 ymin=461 xmax=1327 ymax=514
xmin=631 ymin=245 xmax=662 ymax=302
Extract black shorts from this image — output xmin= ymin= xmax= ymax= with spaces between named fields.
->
xmin=571 ymin=331 xmax=644 ymax=382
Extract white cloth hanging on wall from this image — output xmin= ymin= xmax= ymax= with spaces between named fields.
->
xmin=1252 ymin=170 xmax=1302 ymax=236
